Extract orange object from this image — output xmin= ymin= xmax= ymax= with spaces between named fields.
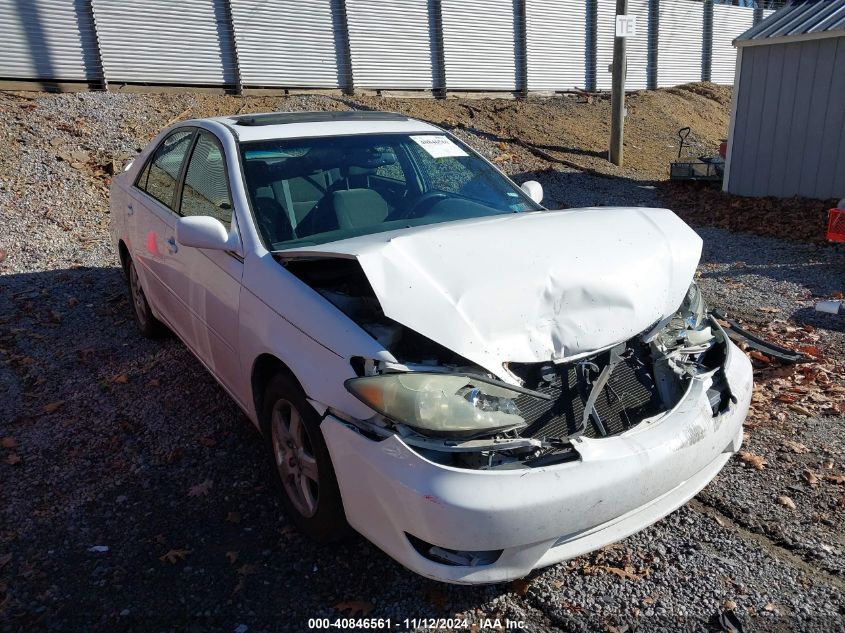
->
xmin=828 ymin=208 xmax=845 ymax=243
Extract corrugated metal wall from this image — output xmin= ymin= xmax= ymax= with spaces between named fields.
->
xmin=712 ymin=4 xmax=754 ymax=85
xmin=441 ymin=0 xmax=519 ymax=91
xmin=727 ymin=37 xmax=845 ymax=199
xmin=657 ymin=0 xmax=704 ymax=87
xmin=0 ymin=0 xmax=101 ymax=82
xmin=596 ymin=0 xmax=650 ymax=91
xmin=230 ymin=0 xmax=348 ymax=88
xmin=347 ymin=0 xmax=436 ymax=90
xmin=526 ymin=0 xmax=586 ymax=91
xmin=0 ymin=0 xmax=782 ymax=94
xmin=91 ymin=0 xmax=237 ymax=85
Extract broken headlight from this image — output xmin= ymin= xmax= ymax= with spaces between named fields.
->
xmin=344 ymin=373 xmax=526 ymax=436
xmin=656 ymin=282 xmax=713 ymax=349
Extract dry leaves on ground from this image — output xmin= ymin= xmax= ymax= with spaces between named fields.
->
xmin=739 ymin=451 xmax=766 ymax=470
xmin=334 ymin=601 xmax=375 ymax=617
xmin=188 ymin=479 xmax=213 ymax=497
xmin=777 ymin=495 xmax=797 ymax=510
xmin=159 ymin=548 xmax=191 ymax=564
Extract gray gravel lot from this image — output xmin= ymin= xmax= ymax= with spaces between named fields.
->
xmin=1 ymin=91 xmax=843 ymax=633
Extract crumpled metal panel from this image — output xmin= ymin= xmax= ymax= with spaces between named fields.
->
xmin=279 ymin=207 xmax=702 ymax=380
xmin=526 ymin=0 xmax=586 ymax=91
xmin=91 ymin=0 xmax=237 ymax=85
xmin=0 ymin=0 xmax=102 ymax=81
xmin=231 ymin=0 xmax=347 ymax=88
xmin=657 ymin=0 xmax=704 ymax=88
xmin=441 ymin=0 xmax=518 ymax=91
xmin=712 ymin=5 xmax=754 ymax=85
xmin=596 ymin=0 xmax=650 ymax=91
xmin=347 ymin=0 xmax=437 ymax=89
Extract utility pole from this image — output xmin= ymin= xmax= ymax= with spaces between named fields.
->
xmin=609 ymin=0 xmax=629 ymax=166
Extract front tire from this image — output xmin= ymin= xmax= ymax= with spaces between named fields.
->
xmin=263 ymin=373 xmax=348 ymax=542
xmin=126 ymin=258 xmax=167 ymax=338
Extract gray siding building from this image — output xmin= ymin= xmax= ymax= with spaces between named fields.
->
xmin=724 ymin=0 xmax=845 ymax=199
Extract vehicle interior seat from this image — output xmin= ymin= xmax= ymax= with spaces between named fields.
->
xmin=332 ymin=188 xmax=390 ymax=230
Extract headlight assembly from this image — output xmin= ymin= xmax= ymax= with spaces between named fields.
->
xmin=657 ymin=281 xmax=713 ymax=349
xmin=344 ymin=372 xmax=528 ymax=436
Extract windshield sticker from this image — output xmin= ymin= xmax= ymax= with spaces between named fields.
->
xmin=410 ymin=135 xmax=468 ymax=158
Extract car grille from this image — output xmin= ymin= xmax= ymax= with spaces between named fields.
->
xmin=513 ymin=348 xmax=660 ymax=440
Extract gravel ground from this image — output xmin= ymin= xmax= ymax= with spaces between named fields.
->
xmin=1 ymin=91 xmax=844 ymax=633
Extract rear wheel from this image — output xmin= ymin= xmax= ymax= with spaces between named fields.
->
xmin=263 ymin=373 xmax=348 ymax=542
xmin=126 ymin=258 xmax=167 ymax=338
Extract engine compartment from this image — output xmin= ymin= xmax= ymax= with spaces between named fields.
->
xmin=282 ymin=256 xmax=732 ymax=471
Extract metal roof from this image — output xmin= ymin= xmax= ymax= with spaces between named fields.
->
xmin=736 ymin=0 xmax=845 ymax=45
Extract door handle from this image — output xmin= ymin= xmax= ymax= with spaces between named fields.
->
xmin=167 ymin=236 xmax=178 ymax=254
xmin=127 ymin=203 xmax=134 ymax=216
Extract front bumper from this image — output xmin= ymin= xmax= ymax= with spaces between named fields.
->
xmin=322 ymin=340 xmax=752 ymax=584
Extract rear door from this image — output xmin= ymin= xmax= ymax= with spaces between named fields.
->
xmin=128 ymin=128 xmax=195 ymax=331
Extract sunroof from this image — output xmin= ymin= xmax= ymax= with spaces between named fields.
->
xmin=232 ymin=111 xmax=409 ymax=126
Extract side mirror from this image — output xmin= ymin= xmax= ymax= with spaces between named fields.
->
xmin=176 ymin=216 xmax=237 ymax=252
xmin=520 ymin=180 xmax=543 ymax=205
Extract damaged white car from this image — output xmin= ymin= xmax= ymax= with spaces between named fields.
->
xmin=109 ymin=111 xmax=752 ymax=584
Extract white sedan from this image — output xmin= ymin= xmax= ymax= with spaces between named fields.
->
xmin=109 ymin=111 xmax=752 ymax=584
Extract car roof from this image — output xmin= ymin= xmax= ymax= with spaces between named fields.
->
xmin=208 ymin=110 xmax=442 ymax=143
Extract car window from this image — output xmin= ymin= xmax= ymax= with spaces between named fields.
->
xmin=180 ymin=131 xmax=233 ymax=224
xmin=139 ymin=129 xmax=194 ymax=210
xmin=241 ymin=133 xmax=539 ymax=251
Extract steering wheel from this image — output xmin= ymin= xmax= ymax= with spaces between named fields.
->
xmin=402 ymin=191 xmax=449 ymax=219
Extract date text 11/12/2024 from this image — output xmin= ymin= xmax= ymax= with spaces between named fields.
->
xmin=307 ymin=617 xmax=527 ymax=630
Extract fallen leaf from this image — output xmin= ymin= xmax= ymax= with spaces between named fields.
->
xmin=723 ymin=599 xmax=738 ymax=611
xmin=226 ymin=551 xmax=239 ymax=565
xmin=159 ymin=548 xmax=191 ymax=564
xmin=781 ymin=440 xmax=809 ymax=454
xmin=198 ymin=437 xmax=217 ymax=448
xmin=225 ymin=511 xmax=241 ymax=524
xmin=777 ymin=495 xmax=797 ymax=510
xmin=42 ymin=401 xmax=64 ymax=415
xmin=739 ymin=451 xmax=766 ymax=470
xmin=788 ymin=403 xmax=814 ymax=417
xmin=550 ymin=579 xmax=563 ymax=589
xmin=1 ymin=437 xmax=17 ymax=449
xmin=824 ymin=474 xmax=845 ymax=485
xmin=764 ymin=602 xmax=780 ymax=613
xmin=5 ymin=454 xmax=22 ymax=466
xmin=334 ymin=601 xmax=374 ymax=617
xmin=511 ymin=578 xmax=531 ymax=596
xmin=749 ymin=350 xmax=771 ymax=364
xmin=188 ymin=479 xmax=213 ymax=497
xmin=147 ymin=378 xmax=161 ymax=387
xmin=112 ymin=373 xmax=129 ymax=384
xmin=802 ymin=470 xmax=820 ymax=485
xmin=758 ymin=307 xmax=779 ymax=313
xmin=166 ymin=447 xmax=183 ymax=463
xmin=822 ymin=459 xmax=834 ymax=470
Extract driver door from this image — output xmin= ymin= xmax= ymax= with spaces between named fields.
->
xmin=173 ymin=130 xmax=244 ymax=397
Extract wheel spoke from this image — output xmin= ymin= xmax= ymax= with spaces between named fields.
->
xmin=299 ymin=452 xmax=319 ymax=483
xmin=298 ymin=474 xmax=317 ymax=515
xmin=288 ymin=407 xmax=302 ymax=446
xmin=271 ymin=405 xmax=291 ymax=442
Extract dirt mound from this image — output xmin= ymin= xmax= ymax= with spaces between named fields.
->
xmin=357 ymin=82 xmax=733 ymax=180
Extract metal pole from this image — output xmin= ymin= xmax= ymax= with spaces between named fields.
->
xmin=609 ymin=0 xmax=628 ymax=166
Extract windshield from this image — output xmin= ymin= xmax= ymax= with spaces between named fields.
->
xmin=239 ymin=132 xmax=541 ymax=250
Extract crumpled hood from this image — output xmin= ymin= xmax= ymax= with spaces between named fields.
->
xmin=282 ymin=207 xmax=702 ymax=379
